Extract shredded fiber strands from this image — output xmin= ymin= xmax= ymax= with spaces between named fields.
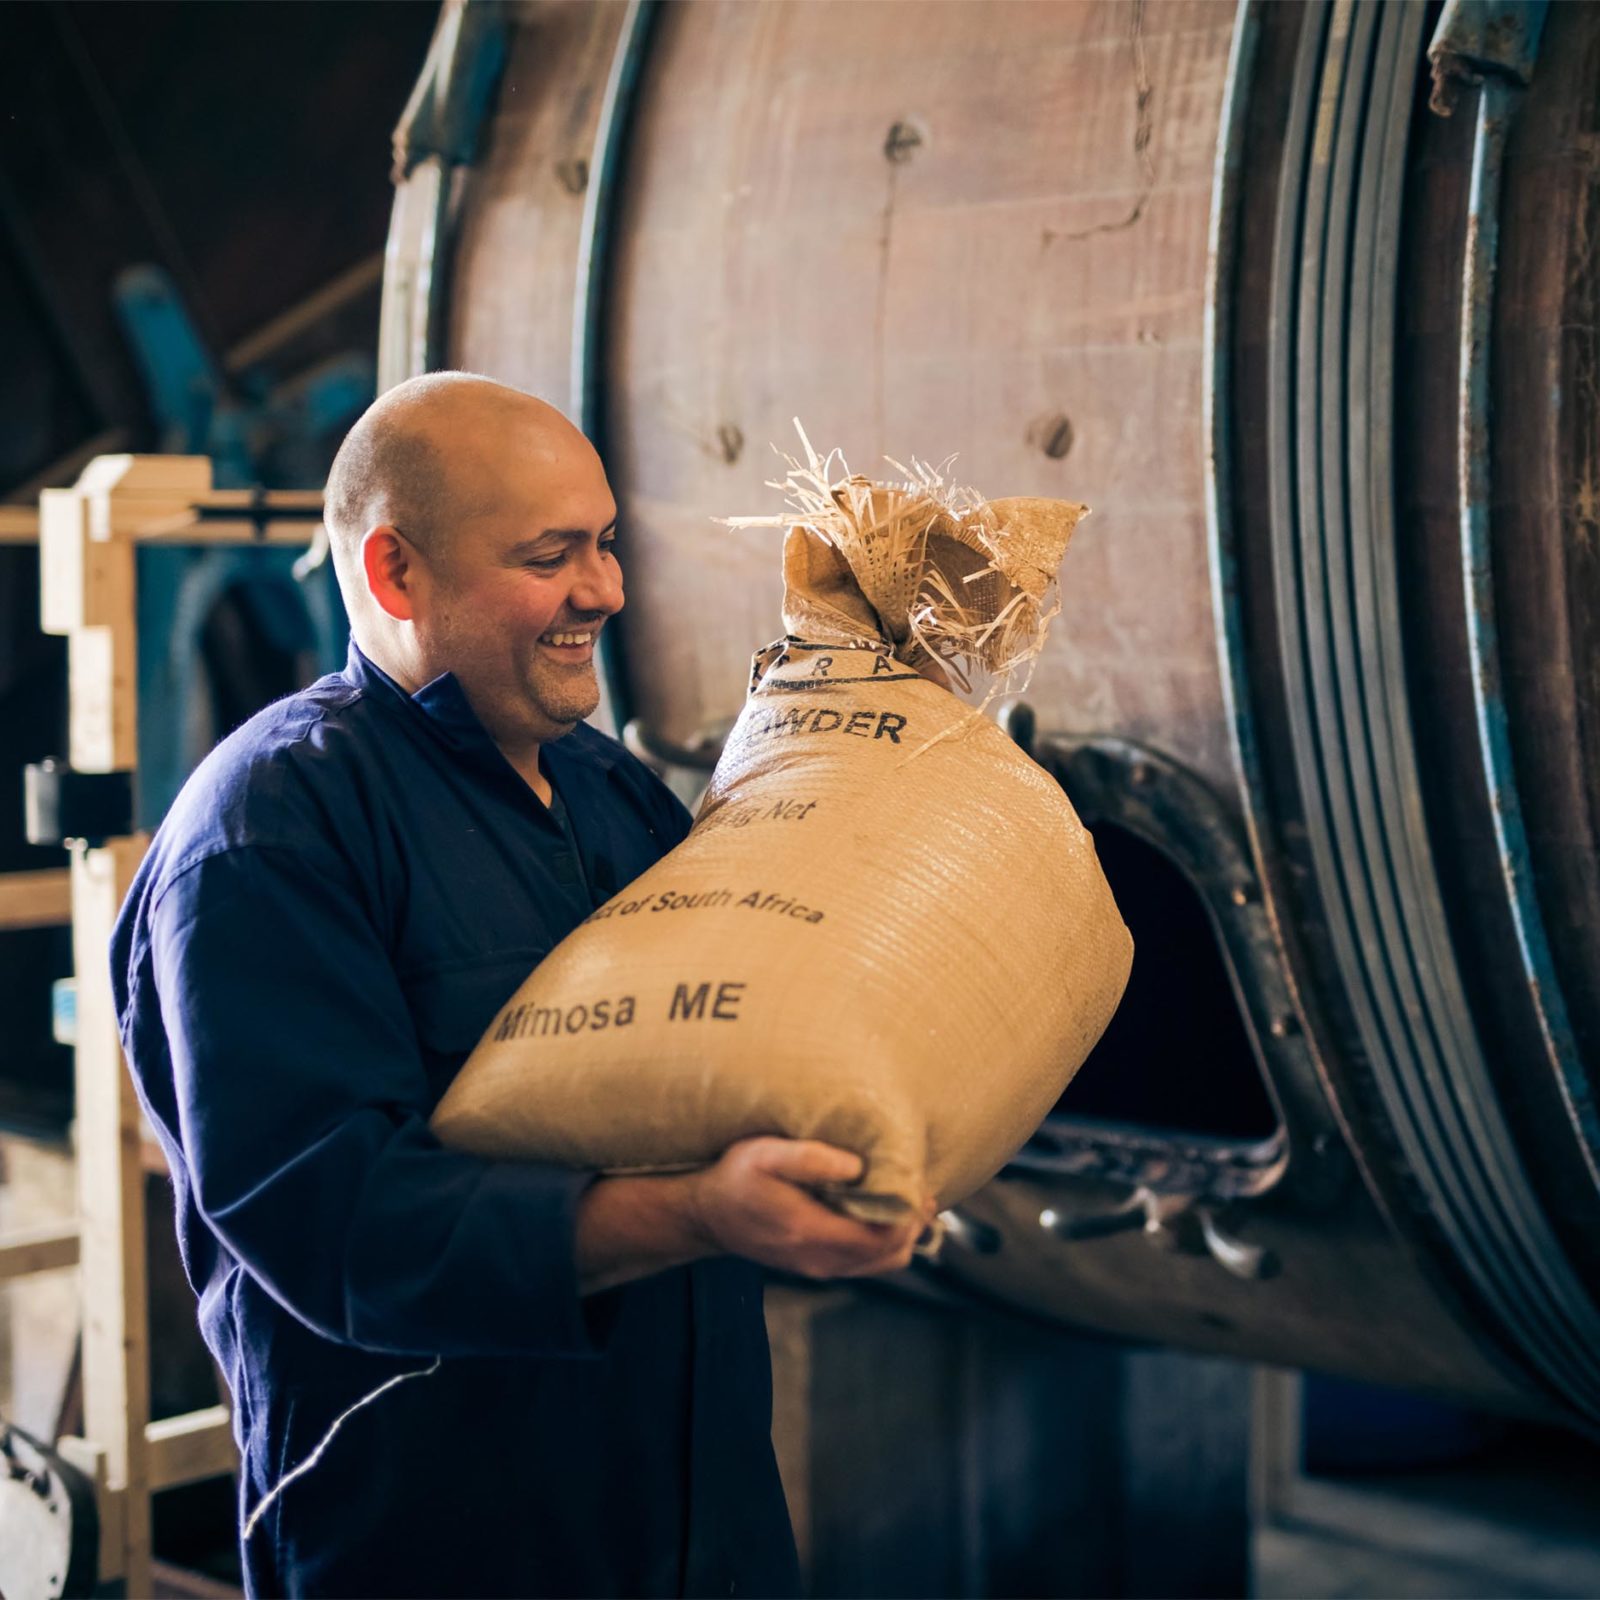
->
xmin=433 ymin=432 xmax=1132 ymax=1224
xmin=723 ymin=422 xmax=1086 ymax=705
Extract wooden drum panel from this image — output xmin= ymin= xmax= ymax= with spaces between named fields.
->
xmin=603 ymin=0 xmax=1239 ymax=787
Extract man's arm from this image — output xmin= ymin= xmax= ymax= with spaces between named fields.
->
xmin=141 ymin=837 xmax=925 ymax=1355
xmin=575 ymin=1138 xmax=930 ymax=1295
xmin=143 ymin=838 xmax=610 ymax=1359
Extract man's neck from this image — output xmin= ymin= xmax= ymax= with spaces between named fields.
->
xmin=357 ymin=632 xmax=425 ymax=695
xmin=508 ymin=746 xmax=552 ymax=806
xmin=354 ymin=632 xmax=558 ymax=806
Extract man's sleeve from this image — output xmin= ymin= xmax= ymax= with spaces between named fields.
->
xmin=139 ymin=838 xmax=603 ymax=1360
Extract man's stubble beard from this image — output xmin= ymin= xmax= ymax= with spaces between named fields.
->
xmin=429 ymin=603 xmax=597 ymax=744
xmin=520 ymin=647 xmax=602 ymax=737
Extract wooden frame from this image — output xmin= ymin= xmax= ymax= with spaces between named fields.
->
xmin=1 ymin=454 xmax=328 ymax=1595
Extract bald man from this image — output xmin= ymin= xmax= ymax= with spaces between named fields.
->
xmin=112 ymin=374 xmax=926 ymax=1598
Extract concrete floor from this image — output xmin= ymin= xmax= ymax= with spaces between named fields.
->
xmin=1256 ymin=1524 xmax=1595 ymax=1600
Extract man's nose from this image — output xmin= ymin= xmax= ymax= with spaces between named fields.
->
xmin=570 ymin=544 xmax=624 ymax=616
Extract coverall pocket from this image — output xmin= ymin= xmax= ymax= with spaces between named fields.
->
xmin=403 ymin=950 xmax=547 ymax=1096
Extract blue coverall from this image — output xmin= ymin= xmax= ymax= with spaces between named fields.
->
xmin=111 ymin=642 xmax=801 ymax=1598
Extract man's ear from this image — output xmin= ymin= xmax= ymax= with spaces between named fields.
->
xmin=361 ymin=526 xmax=420 ymax=622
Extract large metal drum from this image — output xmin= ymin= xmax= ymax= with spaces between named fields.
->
xmin=381 ymin=0 xmax=1600 ymax=1427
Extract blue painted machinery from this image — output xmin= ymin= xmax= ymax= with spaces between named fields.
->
xmin=110 ymin=263 xmax=361 ymax=825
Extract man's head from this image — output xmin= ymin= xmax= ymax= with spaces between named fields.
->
xmin=324 ymin=373 xmax=622 ymax=757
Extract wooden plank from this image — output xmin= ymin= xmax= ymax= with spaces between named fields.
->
xmin=74 ymin=454 xmax=215 ymax=502
xmin=803 ymin=1289 xmax=968 ymax=1599
xmin=769 ymin=1283 xmax=1142 ymax=1598
xmin=226 ymin=250 xmax=384 ymax=372
xmin=132 ymin=518 xmax=325 ymax=548
xmin=5 ymin=429 xmax=134 ymax=508
xmin=0 ymin=868 xmax=73 ymax=931
xmin=73 ymin=837 xmax=153 ymax=1594
xmin=0 ymin=505 xmax=39 ymax=543
xmin=68 ymin=584 xmax=138 ymax=773
xmin=960 ymin=1307 xmax=1124 ymax=1596
xmin=1121 ymin=1346 xmax=1253 ymax=1598
xmin=55 ymin=1436 xmax=122 ymax=1581
xmin=0 ymin=1220 xmax=80 ymax=1281
xmin=194 ymin=489 xmax=322 ymax=512
xmin=149 ymin=1558 xmax=245 ymax=1598
xmin=145 ymin=1406 xmax=238 ymax=1492
xmin=39 ymin=487 xmax=89 ymax=636
xmin=1251 ymin=1366 xmax=1302 ymax=1526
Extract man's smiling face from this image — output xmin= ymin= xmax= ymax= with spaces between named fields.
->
xmin=411 ymin=408 xmax=624 ymax=753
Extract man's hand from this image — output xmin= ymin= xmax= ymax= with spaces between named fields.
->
xmin=684 ymin=1137 xmax=929 ymax=1280
xmin=573 ymin=1136 xmax=932 ymax=1296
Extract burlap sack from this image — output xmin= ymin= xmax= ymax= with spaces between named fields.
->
xmin=432 ymin=452 xmax=1133 ymax=1219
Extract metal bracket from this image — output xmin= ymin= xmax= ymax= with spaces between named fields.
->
xmin=380 ymin=1 xmax=510 ymax=390
xmin=1006 ymin=735 xmax=1295 ymax=1201
xmin=23 ymin=761 xmax=135 ymax=849
xmin=937 ymin=1208 xmax=1002 ymax=1257
xmin=1039 ymin=1188 xmax=1279 ymax=1281
xmin=1428 ymin=0 xmax=1547 ymax=114
xmin=622 ymin=717 xmax=730 ymax=776
xmin=390 ymin=0 xmax=510 ymax=181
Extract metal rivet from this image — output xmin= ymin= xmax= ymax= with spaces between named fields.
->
xmin=1130 ymin=761 xmax=1153 ymax=786
xmin=1028 ymin=411 xmax=1074 ymax=461
xmin=884 ymin=119 xmax=925 ymax=162
xmin=1230 ymin=882 xmax=1257 ymax=906
xmin=1269 ymin=1013 xmax=1299 ymax=1039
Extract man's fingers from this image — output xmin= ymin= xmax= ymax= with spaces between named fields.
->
xmin=705 ymin=1138 xmax=934 ymax=1279
xmin=822 ymin=1220 xmax=923 ymax=1279
xmin=778 ymin=1190 xmax=904 ymax=1254
xmin=744 ymin=1137 xmax=865 ymax=1189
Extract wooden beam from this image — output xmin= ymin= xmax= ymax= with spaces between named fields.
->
xmin=74 ymin=837 xmax=153 ymax=1593
xmin=225 ymin=250 xmax=384 ymax=372
xmin=0 ymin=505 xmax=40 ymax=543
xmin=0 ymin=1221 xmax=80 ymax=1282
xmin=145 ymin=1406 xmax=237 ymax=1492
xmin=0 ymin=867 xmax=73 ymax=930
xmin=149 ymin=1559 xmax=245 ymax=1599
xmin=135 ymin=518 xmax=325 ymax=548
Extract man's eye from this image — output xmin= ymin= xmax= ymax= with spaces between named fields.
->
xmin=600 ymin=538 xmax=619 ymax=558
xmin=526 ymin=555 xmax=566 ymax=573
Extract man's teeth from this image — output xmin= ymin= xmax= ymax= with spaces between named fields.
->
xmin=544 ymin=631 xmax=594 ymax=646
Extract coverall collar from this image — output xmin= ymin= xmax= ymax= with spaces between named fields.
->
xmin=342 ymin=638 xmax=619 ymax=777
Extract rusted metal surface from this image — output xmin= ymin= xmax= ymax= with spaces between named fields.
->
xmin=1427 ymin=0 xmax=1548 ymax=114
xmin=1455 ymin=59 xmax=1600 ymax=1271
xmin=1231 ymin=0 xmax=1600 ymax=1420
xmin=378 ymin=0 xmax=510 ymax=388
xmin=1460 ymin=0 xmax=1600 ymax=1311
xmin=571 ymin=0 xmax=658 ymax=730
xmin=389 ymin=0 xmax=510 ymax=182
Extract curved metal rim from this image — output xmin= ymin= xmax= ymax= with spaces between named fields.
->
xmin=572 ymin=0 xmax=658 ymax=735
xmin=376 ymin=1 xmax=510 ymax=393
xmin=1007 ymin=735 xmax=1292 ymax=1202
xmin=1261 ymin=0 xmax=1600 ymax=1417
xmin=1457 ymin=77 xmax=1600 ymax=1195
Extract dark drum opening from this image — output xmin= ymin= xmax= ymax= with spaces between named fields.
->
xmin=1048 ymin=822 xmax=1279 ymax=1142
